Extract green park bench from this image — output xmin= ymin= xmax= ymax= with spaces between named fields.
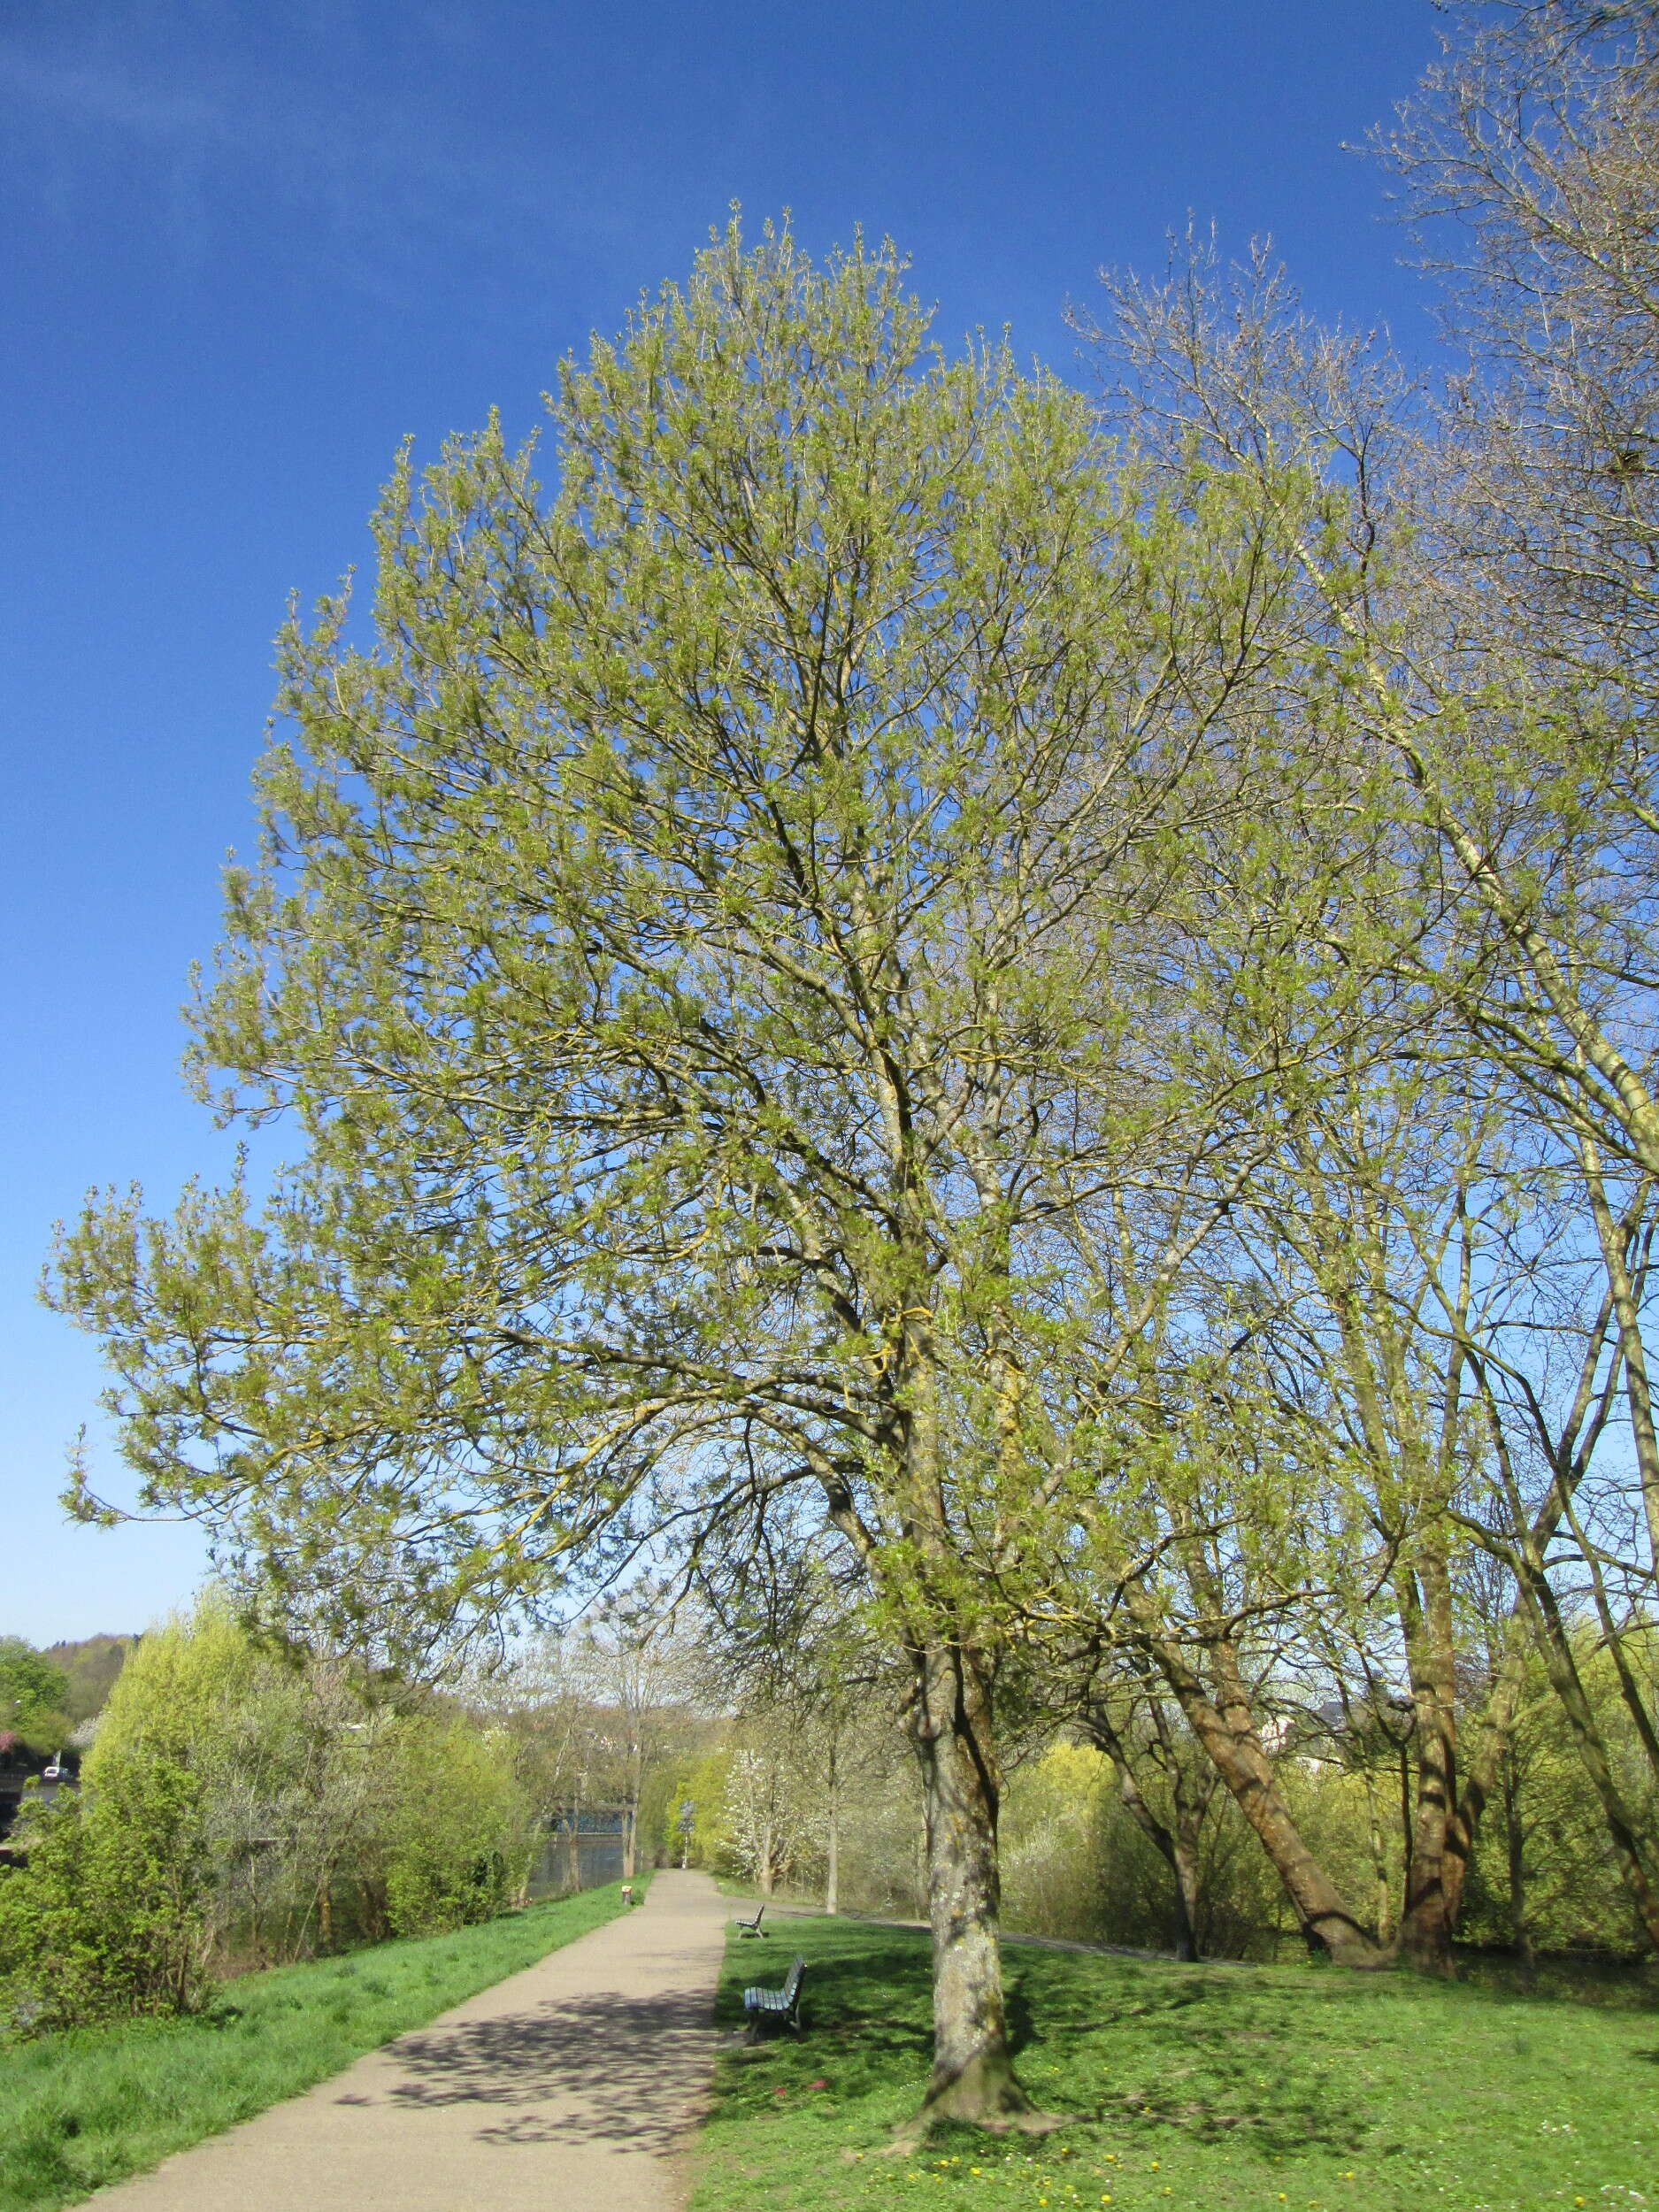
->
xmin=733 ymin=1901 xmax=768 ymax=1937
xmin=743 ymin=1954 xmax=807 ymax=2039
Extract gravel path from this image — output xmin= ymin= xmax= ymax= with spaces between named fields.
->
xmin=85 ymin=1870 xmax=732 ymax=2212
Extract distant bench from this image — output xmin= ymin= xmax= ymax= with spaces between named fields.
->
xmin=743 ymin=1954 xmax=806 ymax=2039
xmin=733 ymin=1902 xmax=769 ymax=1938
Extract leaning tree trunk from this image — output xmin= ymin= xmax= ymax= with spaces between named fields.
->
xmin=1522 ymin=1562 xmax=1659 ymax=1950
xmin=908 ymin=1633 xmax=1033 ymax=2128
xmin=1135 ymin=1613 xmax=1389 ymax=1967
xmin=1082 ymin=1705 xmax=1202 ymax=1960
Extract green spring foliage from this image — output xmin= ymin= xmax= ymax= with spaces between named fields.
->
xmin=0 ymin=1642 xmax=72 ymax=1754
xmin=0 ymin=1600 xmax=536 ymax=2034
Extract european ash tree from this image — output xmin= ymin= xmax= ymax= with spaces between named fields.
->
xmin=51 ymin=226 xmax=1303 ymax=2124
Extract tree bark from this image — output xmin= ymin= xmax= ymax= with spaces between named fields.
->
xmin=1396 ymin=1544 xmax=1460 ymax=1971
xmin=908 ymin=1634 xmax=1033 ymax=2127
xmin=1135 ymin=1612 xmax=1389 ymax=1966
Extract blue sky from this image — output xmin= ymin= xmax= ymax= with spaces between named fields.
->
xmin=0 ymin=0 xmax=1443 ymax=1646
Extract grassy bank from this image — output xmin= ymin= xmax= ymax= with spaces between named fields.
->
xmin=689 ymin=1913 xmax=1656 ymax=2212
xmin=0 ymin=1878 xmax=640 ymax=2212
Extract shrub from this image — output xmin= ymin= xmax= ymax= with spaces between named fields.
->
xmin=0 ymin=1754 xmax=211 ymax=2033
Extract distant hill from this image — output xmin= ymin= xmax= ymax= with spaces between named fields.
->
xmin=43 ymin=1633 xmax=138 ymax=1724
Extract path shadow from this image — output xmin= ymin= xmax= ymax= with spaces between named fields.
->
xmin=340 ymin=1987 xmax=718 ymax=2153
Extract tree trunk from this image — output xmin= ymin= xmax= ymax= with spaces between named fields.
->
xmin=1396 ymin=1546 xmax=1460 ymax=1972
xmin=623 ymin=1736 xmax=641 ymax=1881
xmin=1137 ymin=1615 xmax=1388 ymax=1966
xmin=1170 ymin=1834 xmax=1202 ymax=1962
xmin=1502 ymin=1748 xmax=1535 ymax=1971
xmin=1082 ymin=1704 xmax=1202 ymax=1960
xmin=825 ymin=1730 xmax=840 ymax=1916
xmin=884 ymin=1288 xmax=1040 ymax=2131
xmin=1578 ymin=1133 xmax=1659 ymax=1571
xmin=909 ymin=1635 xmax=1033 ymax=2127
xmin=1362 ymin=1770 xmax=1394 ymax=1942
xmin=1563 ymin=1485 xmax=1659 ymax=1793
xmin=1521 ymin=1564 xmax=1659 ymax=1950
xmin=1440 ymin=1624 xmax=1528 ymax=1929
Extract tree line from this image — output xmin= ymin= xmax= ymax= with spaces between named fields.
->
xmin=672 ymin=1585 xmax=1655 ymax=1975
xmin=40 ymin=0 xmax=1659 ymax=2130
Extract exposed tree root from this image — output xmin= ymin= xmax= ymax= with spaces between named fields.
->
xmin=882 ymin=2055 xmax=1069 ymax=2153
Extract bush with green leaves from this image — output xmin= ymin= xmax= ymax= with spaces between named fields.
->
xmin=0 ymin=1600 xmax=536 ymax=2035
xmin=378 ymin=1720 xmax=532 ymax=1938
xmin=0 ymin=1738 xmax=212 ymax=2032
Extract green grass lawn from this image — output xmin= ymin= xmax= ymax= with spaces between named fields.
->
xmin=688 ymin=1914 xmax=1657 ymax=2212
xmin=0 ymin=1879 xmax=641 ymax=2212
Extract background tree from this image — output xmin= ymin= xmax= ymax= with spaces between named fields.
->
xmin=1074 ymin=1672 xmax=1219 ymax=1961
xmin=567 ymin=1588 xmax=702 ymax=1882
xmin=0 ymin=1641 xmax=71 ymax=1750
xmin=0 ymin=1598 xmax=536 ymax=2033
xmin=689 ymin=1545 xmax=900 ymax=1914
xmin=46 ymin=1635 xmax=136 ymax=1730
